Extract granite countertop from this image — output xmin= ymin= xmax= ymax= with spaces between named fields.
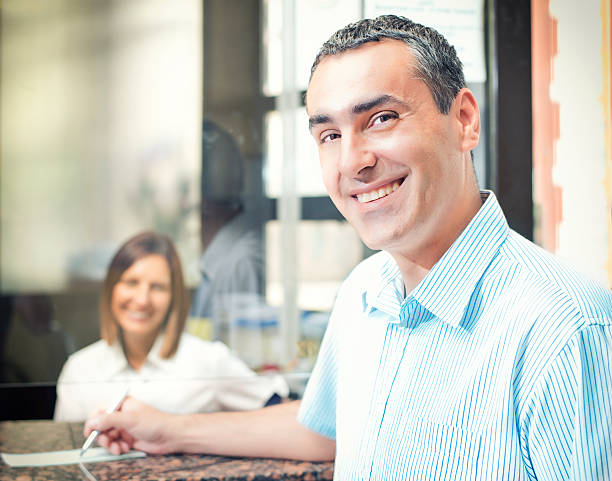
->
xmin=0 ymin=420 xmax=334 ymax=481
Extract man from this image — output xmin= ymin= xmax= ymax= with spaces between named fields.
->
xmin=190 ymin=119 xmax=287 ymax=397
xmin=86 ymin=15 xmax=612 ymax=480
xmin=191 ymin=120 xmax=265 ymax=346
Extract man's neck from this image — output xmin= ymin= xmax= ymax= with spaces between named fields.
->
xmin=393 ymin=188 xmax=483 ymax=296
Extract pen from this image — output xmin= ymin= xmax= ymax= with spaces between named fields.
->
xmin=80 ymin=386 xmax=130 ymax=457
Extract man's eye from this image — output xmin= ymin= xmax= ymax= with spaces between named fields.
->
xmin=371 ymin=112 xmax=398 ymax=126
xmin=320 ymin=132 xmax=341 ymax=144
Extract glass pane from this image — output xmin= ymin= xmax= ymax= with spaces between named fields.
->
xmin=1 ymin=0 xmax=202 ymax=388
xmin=266 ymin=219 xmax=365 ymax=377
xmin=264 ymin=108 xmax=326 ymax=197
xmin=266 ymin=220 xmax=363 ymax=310
xmin=1 ymin=0 xmax=202 ymax=293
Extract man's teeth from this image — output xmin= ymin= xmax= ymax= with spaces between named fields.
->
xmin=356 ymin=181 xmax=400 ymax=203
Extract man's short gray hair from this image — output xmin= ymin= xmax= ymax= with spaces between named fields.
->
xmin=309 ymin=15 xmax=465 ymax=115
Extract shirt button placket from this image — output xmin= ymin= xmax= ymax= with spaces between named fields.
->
xmin=365 ymin=304 xmax=414 ymax=478
xmin=359 ymin=318 xmax=396 ymax=477
xmin=362 ymin=385 xmax=387 ymax=475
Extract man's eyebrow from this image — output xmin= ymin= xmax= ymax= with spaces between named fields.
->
xmin=309 ymin=94 xmax=409 ymax=131
xmin=352 ymin=94 xmax=407 ymax=114
xmin=308 ymin=114 xmax=331 ymax=131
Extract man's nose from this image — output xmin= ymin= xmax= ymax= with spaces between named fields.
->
xmin=338 ymin=133 xmax=377 ymax=180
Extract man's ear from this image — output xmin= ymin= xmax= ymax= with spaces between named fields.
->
xmin=453 ymin=88 xmax=480 ymax=153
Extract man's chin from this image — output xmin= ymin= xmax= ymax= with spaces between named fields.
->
xmin=359 ymin=232 xmax=393 ymax=253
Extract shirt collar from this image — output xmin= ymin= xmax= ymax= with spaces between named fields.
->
xmin=104 ymin=332 xmax=168 ymax=377
xmin=365 ymin=191 xmax=509 ymax=329
xmin=145 ymin=333 xmax=168 ymax=367
xmin=364 ymin=252 xmax=404 ymax=316
xmin=104 ymin=340 xmax=129 ymax=376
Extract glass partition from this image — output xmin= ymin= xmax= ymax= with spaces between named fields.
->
xmin=1 ymin=0 xmax=205 ymax=419
xmin=0 ymin=0 xmax=490 ymax=419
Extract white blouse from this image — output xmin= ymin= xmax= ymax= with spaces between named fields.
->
xmin=54 ymin=332 xmax=288 ymax=421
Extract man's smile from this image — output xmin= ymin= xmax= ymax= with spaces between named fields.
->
xmin=354 ymin=178 xmax=404 ymax=203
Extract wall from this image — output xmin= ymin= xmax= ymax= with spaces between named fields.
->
xmin=532 ymin=0 xmax=612 ymax=286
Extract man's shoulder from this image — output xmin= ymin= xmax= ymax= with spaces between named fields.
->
xmin=498 ymin=231 xmax=611 ymax=323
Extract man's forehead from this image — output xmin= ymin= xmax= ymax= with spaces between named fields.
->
xmin=304 ymin=40 xmax=419 ymax=116
xmin=305 ymin=39 xmax=417 ymax=112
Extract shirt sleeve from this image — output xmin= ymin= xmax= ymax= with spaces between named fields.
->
xmin=53 ymin=362 xmax=70 ymax=421
xmin=520 ymin=323 xmax=612 ymax=481
xmin=297 ymin=294 xmax=340 ymax=440
xmin=54 ymin=357 xmax=88 ymax=422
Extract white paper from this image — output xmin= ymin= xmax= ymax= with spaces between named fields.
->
xmin=1 ymin=447 xmax=146 ymax=467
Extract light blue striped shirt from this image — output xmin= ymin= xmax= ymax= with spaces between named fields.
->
xmin=298 ymin=191 xmax=612 ymax=480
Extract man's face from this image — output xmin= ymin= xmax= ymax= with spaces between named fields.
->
xmin=306 ymin=39 xmax=476 ymax=262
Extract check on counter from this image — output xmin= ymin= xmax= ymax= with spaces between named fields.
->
xmin=0 ymin=420 xmax=334 ymax=480
xmin=2 ymin=447 xmax=145 ymax=467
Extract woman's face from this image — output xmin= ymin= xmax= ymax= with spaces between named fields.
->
xmin=111 ymin=254 xmax=172 ymax=341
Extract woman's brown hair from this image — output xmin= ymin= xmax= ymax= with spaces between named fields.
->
xmin=99 ymin=231 xmax=189 ymax=359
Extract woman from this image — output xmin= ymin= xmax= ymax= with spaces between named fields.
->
xmin=55 ymin=231 xmax=287 ymax=421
